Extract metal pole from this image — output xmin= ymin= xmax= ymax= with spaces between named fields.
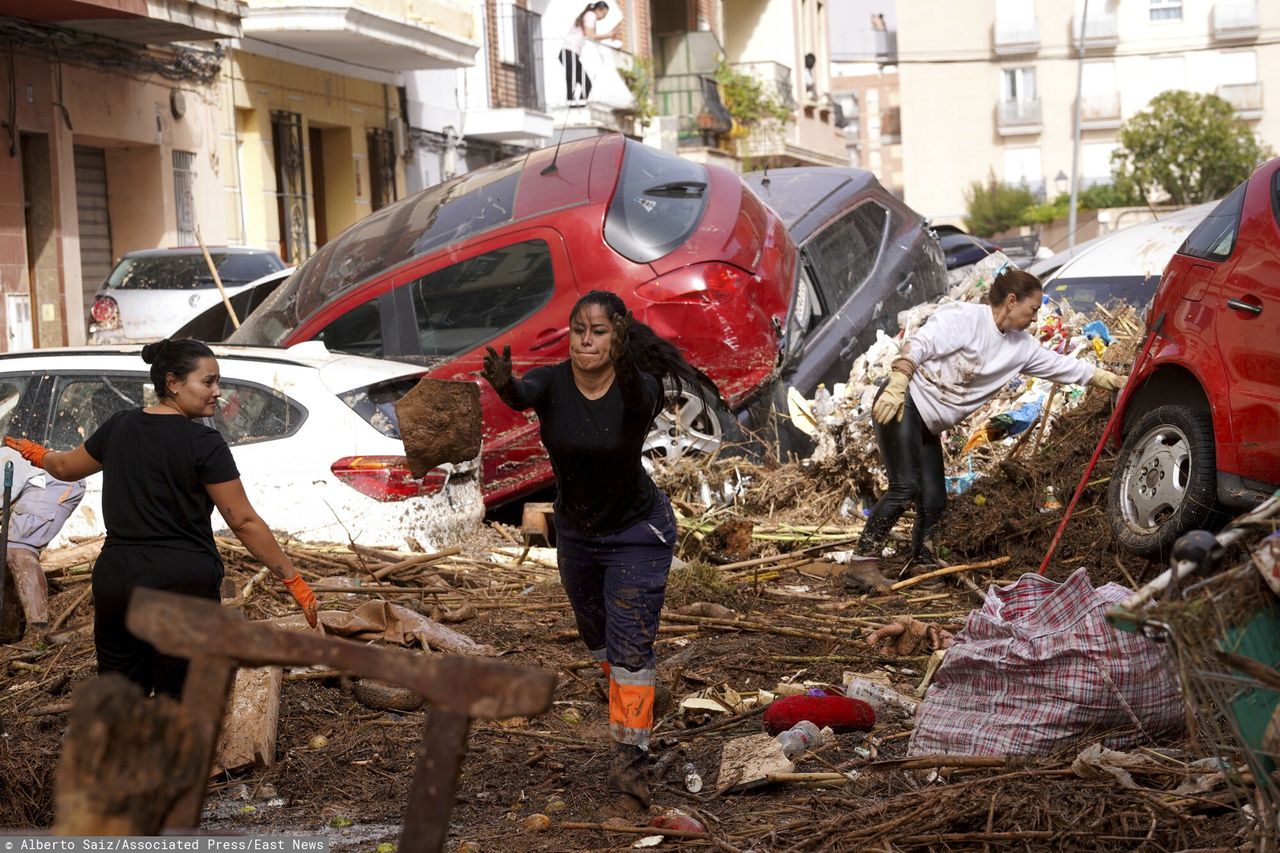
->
xmin=1067 ymin=0 xmax=1088 ymax=249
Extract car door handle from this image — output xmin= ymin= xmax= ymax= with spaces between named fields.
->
xmin=530 ymin=327 xmax=569 ymax=350
xmin=1226 ymin=298 xmax=1262 ymax=316
xmin=896 ymin=273 xmax=914 ymax=296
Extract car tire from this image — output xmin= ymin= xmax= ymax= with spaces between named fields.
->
xmin=1107 ymin=404 xmax=1218 ymax=558
xmin=643 ymin=378 xmax=743 ymax=470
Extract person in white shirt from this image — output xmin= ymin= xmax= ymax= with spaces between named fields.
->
xmin=561 ymin=2 xmax=613 ymax=103
xmin=853 ymin=266 xmax=1125 ymax=579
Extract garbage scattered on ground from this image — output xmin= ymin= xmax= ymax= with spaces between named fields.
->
xmin=2 ymin=272 xmax=1274 ymax=849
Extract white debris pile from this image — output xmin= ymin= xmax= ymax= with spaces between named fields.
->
xmin=794 ymin=252 xmax=1132 ymax=502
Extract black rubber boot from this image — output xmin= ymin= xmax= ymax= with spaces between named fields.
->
xmin=606 ymin=742 xmax=651 ymax=812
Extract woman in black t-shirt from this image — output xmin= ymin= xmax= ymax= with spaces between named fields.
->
xmin=5 ymin=339 xmax=318 ymax=697
xmin=482 ymin=290 xmax=709 ymax=812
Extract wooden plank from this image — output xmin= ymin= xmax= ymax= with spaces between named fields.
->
xmin=127 ymin=588 xmax=555 ymax=719
xmin=400 ymin=709 xmax=470 ymax=853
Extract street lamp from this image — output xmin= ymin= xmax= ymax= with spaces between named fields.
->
xmin=1055 ymin=170 xmax=1069 ymax=196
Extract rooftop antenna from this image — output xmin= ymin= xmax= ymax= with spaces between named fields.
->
xmin=541 ymin=100 xmax=582 ymax=176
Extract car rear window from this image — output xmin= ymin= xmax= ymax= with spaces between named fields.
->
xmin=104 ymin=253 xmax=283 ymax=290
xmin=232 ymin=158 xmax=527 ymax=348
xmin=340 ymin=376 xmax=420 ymax=439
xmin=604 ymin=140 xmax=709 ymax=263
xmin=1179 ymin=180 xmax=1246 ymax=262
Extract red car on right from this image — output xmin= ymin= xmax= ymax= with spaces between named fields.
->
xmin=1108 ymin=157 xmax=1280 ymax=557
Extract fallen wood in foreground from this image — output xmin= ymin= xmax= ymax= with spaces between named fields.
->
xmin=889 ymin=556 xmax=1011 ymax=591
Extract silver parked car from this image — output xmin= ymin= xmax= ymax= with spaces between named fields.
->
xmin=88 ymin=247 xmax=285 ymax=345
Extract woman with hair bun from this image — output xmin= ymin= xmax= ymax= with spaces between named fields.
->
xmin=848 ymin=267 xmax=1127 ymax=587
xmin=481 ymin=290 xmax=700 ymax=812
xmin=4 ymin=338 xmax=317 ymax=697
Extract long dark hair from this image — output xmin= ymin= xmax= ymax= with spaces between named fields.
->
xmin=141 ymin=338 xmax=215 ymax=399
xmin=570 ymin=290 xmax=710 ymax=405
xmin=574 ymin=2 xmax=608 ymax=31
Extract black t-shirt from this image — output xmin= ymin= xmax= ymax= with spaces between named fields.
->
xmin=84 ymin=409 xmax=240 ymax=560
xmin=510 ymin=361 xmax=662 ymax=535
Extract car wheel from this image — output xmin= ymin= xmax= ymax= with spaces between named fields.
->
xmin=1107 ymin=404 xmax=1218 ymax=558
xmin=643 ymin=379 xmax=741 ymax=471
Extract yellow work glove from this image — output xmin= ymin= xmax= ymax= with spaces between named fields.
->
xmin=282 ymin=574 xmax=318 ymax=628
xmin=1090 ymin=369 xmax=1125 ymax=392
xmin=872 ymin=371 xmax=910 ymax=424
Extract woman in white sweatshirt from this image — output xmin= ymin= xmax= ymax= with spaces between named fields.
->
xmin=855 ymin=266 xmax=1125 ymax=574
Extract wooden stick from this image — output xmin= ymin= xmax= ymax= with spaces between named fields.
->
xmin=195 ymin=227 xmax=239 ymax=329
xmin=49 ymin=585 xmax=92 ymax=632
xmin=864 ymin=754 xmax=1007 ymax=772
xmin=372 ymin=547 xmax=462 ymax=580
xmin=889 ymin=556 xmax=1010 ymax=591
xmin=716 ymin=537 xmax=860 ymax=572
xmin=1031 ymin=383 xmax=1059 ymax=455
xmin=558 ymin=821 xmax=730 ymax=843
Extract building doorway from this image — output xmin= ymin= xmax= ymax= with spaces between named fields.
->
xmin=74 ymin=144 xmax=114 ymax=323
xmin=308 ymin=127 xmax=328 ymax=247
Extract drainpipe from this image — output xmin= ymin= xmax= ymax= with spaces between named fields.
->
xmin=1067 ymin=0 xmax=1087 ymax=249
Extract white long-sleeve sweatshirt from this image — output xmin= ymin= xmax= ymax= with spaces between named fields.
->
xmin=899 ymin=301 xmax=1097 ymax=434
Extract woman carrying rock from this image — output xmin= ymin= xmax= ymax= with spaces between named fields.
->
xmin=481 ymin=290 xmax=699 ymax=812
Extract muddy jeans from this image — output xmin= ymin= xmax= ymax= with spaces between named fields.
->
xmin=556 ymin=492 xmax=676 ymax=749
xmin=860 ymin=393 xmax=947 ymax=562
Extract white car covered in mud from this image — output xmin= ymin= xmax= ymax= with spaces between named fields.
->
xmin=0 ymin=343 xmax=481 ymax=549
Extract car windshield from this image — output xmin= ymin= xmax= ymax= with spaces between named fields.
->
xmin=1045 ymin=275 xmax=1161 ymax=313
xmin=233 ymin=157 xmax=527 ymax=346
xmin=604 ymin=140 xmax=709 ymax=263
xmin=105 ymin=253 xmax=282 ymax=290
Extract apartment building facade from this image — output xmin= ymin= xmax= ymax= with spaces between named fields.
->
xmin=898 ymin=0 xmax=1278 ymax=224
xmin=0 ymin=0 xmax=242 ymax=350
xmin=231 ymin=0 xmax=478 ymax=264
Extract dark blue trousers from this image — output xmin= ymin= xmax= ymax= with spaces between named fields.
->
xmin=556 ymin=491 xmax=676 ymax=747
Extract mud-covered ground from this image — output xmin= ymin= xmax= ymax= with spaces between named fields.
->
xmin=0 ymin=392 xmax=1271 ymax=851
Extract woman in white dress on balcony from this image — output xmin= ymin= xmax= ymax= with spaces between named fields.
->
xmin=561 ymin=2 xmax=614 ymax=103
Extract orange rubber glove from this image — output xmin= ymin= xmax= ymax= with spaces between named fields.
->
xmin=282 ymin=574 xmax=318 ymax=628
xmin=4 ymin=436 xmax=50 ymax=469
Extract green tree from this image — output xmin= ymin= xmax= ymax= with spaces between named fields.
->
xmin=963 ymin=170 xmax=1036 ymax=237
xmin=1111 ymin=90 xmax=1272 ymax=205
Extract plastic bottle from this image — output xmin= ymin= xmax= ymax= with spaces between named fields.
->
xmin=1040 ymin=485 xmax=1062 ymax=513
xmin=774 ymin=720 xmax=823 ymax=759
xmin=682 ymin=762 xmax=703 ymax=793
xmin=845 ymin=677 xmax=919 ymax=718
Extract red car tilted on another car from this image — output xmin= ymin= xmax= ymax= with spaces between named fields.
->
xmin=231 ymin=133 xmax=945 ymax=506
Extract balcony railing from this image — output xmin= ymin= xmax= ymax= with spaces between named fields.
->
xmin=1005 ymin=178 xmax=1046 ymax=202
xmin=729 ymin=61 xmax=796 ymax=111
xmin=1073 ymin=11 xmax=1118 ymax=48
xmin=997 ymin=97 xmax=1042 ymax=132
xmin=1079 ymin=92 xmax=1121 ymax=124
xmin=1217 ymin=81 xmax=1263 ymax=115
xmin=994 ymin=17 xmax=1039 ymax=55
xmin=1213 ymin=2 xmax=1261 ymax=39
xmin=655 ymin=73 xmax=732 ymax=144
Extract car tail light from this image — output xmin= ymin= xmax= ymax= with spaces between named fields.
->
xmin=635 ymin=262 xmax=750 ymax=304
xmin=330 ymin=456 xmax=447 ymax=502
xmin=90 ymin=295 xmax=120 ymax=329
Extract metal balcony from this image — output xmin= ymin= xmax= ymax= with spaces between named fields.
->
xmin=996 ymin=97 xmax=1042 ymax=135
xmin=240 ymin=0 xmax=479 ymax=72
xmin=1079 ymin=92 xmax=1121 ymax=128
xmin=729 ymin=61 xmax=797 ymax=111
xmin=16 ymin=0 xmax=243 ymax=42
xmin=1004 ymin=178 xmax=1046 ymax=202
xmin=1072 ymin=11 xmax=1118 ymax=49
xmin=1213 ymin=2 xmax=1261 ymax=40
xmin=1217 ymin=82 xmax=1263 ymax=118
xmin=994 ymin=17 xmax=1039 ymax=55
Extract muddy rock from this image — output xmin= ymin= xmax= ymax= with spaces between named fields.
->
xmin=395 ymin=378 xmax=482 ymax=477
